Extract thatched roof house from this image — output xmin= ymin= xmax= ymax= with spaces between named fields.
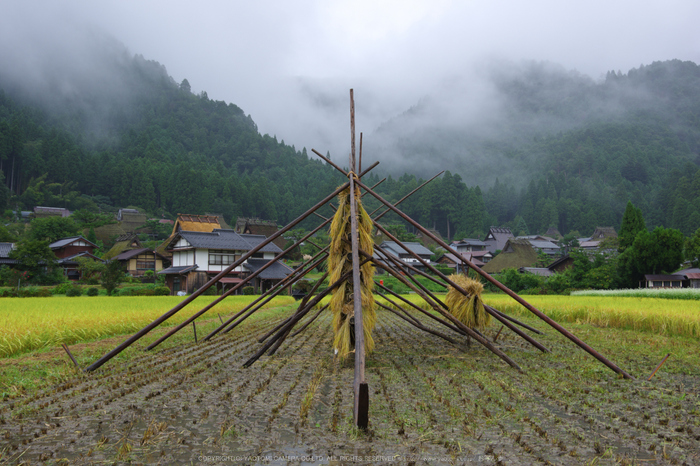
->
xmin=103 ymin=234 xmax=142 ymax=260
xmin=234 ymin=217 xmax=285 ymax=249
xmin=481 ymin=239 xmax=538 ymax=274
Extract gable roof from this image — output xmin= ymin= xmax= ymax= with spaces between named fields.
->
xmin=170 ymin=229 xmax=282 ymax=254
xmin=379 ymin=241 xmax=433 ymax=257
xmin=103 ymin=234 xmax=142 ymax=260
xmin=439 ymin=252 xmax=485 ymax=268
xmin=591 ymin=227 xmax=617 ymax=240
xmin=49 ymin=236 xmax=97 ymax=250
xmin=56 ymin=251 xmax=105 ymax=264
xmin=243 ymin=258 xmax=294 ymax=280
xmin=172 ymin=214 xmax=222 ymax=235
xmin=0 ymin=242 xmax=16 ymax=264
xmin=114 ymin=247 xmax=167 ymax=262
xmin=484 ymin=227 xmax=514 ymax=252
xmin=481 ymin=239 xmax=538 ymax=274
xmin=451 ymin=238 xmax=487 ymax=248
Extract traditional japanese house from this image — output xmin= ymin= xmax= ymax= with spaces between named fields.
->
xmin=158 ymin=229 xmax=291 ymax=295
xmin=49 ymin=236 xmax=103 ymax=280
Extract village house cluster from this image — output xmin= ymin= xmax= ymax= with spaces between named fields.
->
xmin=2 ymin=208 xmax=698 ymax=293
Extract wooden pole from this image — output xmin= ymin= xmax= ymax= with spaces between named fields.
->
xmin=356 ymin=178 xmax=633 ymax=379
xmin=374 ymin=241 xmax=550 ymax=353
xmin=348 ymin=89 xmax=368 ymax=429
xmin=85 ymin=181 xmax=349 ymax=372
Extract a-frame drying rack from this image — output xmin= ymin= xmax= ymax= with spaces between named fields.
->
xmin=85 ymin=90 xmax=632 ymax=430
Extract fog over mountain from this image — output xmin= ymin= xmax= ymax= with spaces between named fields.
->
xmin=1 ymin=1 xmax=698 ymax=173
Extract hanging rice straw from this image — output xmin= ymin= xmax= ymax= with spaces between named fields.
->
xmin=329 ymin=183 xmax=376 ymax=358
xmin=445 ymin=274 xmax=490 ymax=330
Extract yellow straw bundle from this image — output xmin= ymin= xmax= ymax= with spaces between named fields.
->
xmin=445 ymin=274 xmax=490 ymax=330
xmin=329 ymin=183 xmax=376 ymax=358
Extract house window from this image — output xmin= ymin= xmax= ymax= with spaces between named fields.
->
xmin=251 ymin=252 xmax=264 ymax=259
xmin=137 ymin=261 xmax=156 ymax=270
xmin=209 ymin=250 xmax=235 ymax=265
xmin=652 ymin=281 xmax=662 ymax=287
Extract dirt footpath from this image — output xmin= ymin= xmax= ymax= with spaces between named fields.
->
xmin=1 ymin=310 xmax=698 ymax=465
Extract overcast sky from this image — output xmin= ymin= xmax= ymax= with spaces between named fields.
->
xmin=2 ymin=0 xmax=699 ymax=160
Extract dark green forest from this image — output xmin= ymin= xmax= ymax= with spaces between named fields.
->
xmin=1 ymin=52 xmax=700 ymax=241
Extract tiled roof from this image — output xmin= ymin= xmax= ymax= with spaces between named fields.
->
xmin=0 ymin=242 xmax=15 ymax=258
xmin=239 ymin=233 xmax=283 ymax=253
xmin=379 ymin=241 xmax=432 ymax=257
xmin=158 ymin=265 xmax=199 ymax=275
xmin=440 ymin=252 xmax=484 ymax=268
xmin=49 ymin=236 xmax=96 ymax=249
xmin=114 ymin=248 xmax=165 ymax=261
xmin=243 ymin=258 xmax=293 ymax=280
xmin=644 ymin=274 xmax=685 ymax=281
xmin=174 ymin=229 xmax=282 ymax=254
xmin=451 ymin=238 xmax=487 ymax=247
xmin=520 ymin=267 xmax=554 ymax=277
xmin=56 ymin=252 xmax=105 ymax=264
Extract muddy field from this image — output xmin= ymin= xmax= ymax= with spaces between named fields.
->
xmin=1 ymin=307 xmax=699 ymax=465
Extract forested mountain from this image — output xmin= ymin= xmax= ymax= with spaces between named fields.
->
xmin=368 ymin=59 xmax=700 ymax=237
xmin=1 ymin=34 xmax=699 ymax=242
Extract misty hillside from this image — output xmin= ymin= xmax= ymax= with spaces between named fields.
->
xmin=367 ymin=59 xmax=700 ymax=234
xmin=1 ymin=31 xmax=699 ymax=242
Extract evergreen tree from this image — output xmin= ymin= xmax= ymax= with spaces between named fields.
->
xmin=618 ymin=201 xmax=646 ymax=252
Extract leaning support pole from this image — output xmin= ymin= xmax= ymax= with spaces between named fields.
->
xmin=243 ymin=260 xmax=370 ymax=368
xmin=212 ymin=253 xmax=328 ymax=340
xmin=377 ymin=302 xmax=458 ymax=345
xmin=374 ymin=242 xmax=550 ymax=353
xmin=85 ymin=182 xmax=349 ymax=372
xmin=147 ymin=217 xmax=334 ymax=350
xmin=290 ymin=304 xmax=329 ymax=338
xmin=356 ymin=178 xmax=633 ymax=379
xmin=366 ymin=250 xmax=521 ymax=370
xmin=374 ymin=239 xmax=545 ymax=337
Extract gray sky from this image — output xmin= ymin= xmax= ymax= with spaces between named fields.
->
xmin=2 ymin=0 xmax=699 ymax=161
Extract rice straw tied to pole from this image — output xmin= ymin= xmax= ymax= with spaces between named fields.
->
xmin=329 ymin=180 xmax=376 ymax=358
xmin=445 ymin=274 xmax=491 ymax=331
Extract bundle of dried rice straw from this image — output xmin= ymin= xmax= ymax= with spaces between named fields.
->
xmin=328 ymin=183 xmax=376 ymax=358
xmin=444 ymin=274 xmax=490 ymax=330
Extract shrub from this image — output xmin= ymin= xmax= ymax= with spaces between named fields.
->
xmin=433 ymin=264 xmax=454 ymax=276
xmin=293 ymin=279 xmax=312 ymax=293
xmin=1 ymin=288 xmax=19 ymax=298
xmin=154 ymin=286 xmax=170 ymax=296
xmin=242 ymin=286 xmax=255 ymax=295
xmin=86 ymin=287 xmax=100 ymax=296
xmin=53 ymin=282 xmax=73 ymax=295
xmin=65 ymin=285 xmax=83 ymax=297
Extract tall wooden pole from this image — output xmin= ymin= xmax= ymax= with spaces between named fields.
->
xmin=349 ymin=89 xmax=369 ymax=429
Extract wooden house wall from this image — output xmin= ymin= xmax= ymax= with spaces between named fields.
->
xmin=54 ymin=243 xmax=94 ymax=259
